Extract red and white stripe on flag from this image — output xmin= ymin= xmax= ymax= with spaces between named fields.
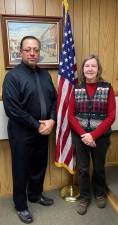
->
xmin=55 ymin=11 xmax=78 ymax=174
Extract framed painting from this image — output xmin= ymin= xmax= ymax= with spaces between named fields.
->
xmin=1 ymin=15 xmax=63 ymax=69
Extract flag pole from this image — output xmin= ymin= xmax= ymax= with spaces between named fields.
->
xmin=60 ymin=176 xmax=80 ymax=202
xmin=59 ymin=0 xmax=79 ymax=202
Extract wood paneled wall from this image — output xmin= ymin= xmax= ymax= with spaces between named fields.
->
xmin=0 ymin=0 xmax=118 ymax=196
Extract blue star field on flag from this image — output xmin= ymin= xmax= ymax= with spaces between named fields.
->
xmin=59 ymin=12 xmax=76 ymax=84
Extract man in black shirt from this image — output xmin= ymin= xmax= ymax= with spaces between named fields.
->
xmin=2 ymin=36 xmax=57 ymax=224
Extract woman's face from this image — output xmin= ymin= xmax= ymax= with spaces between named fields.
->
xmin=83 ymin=58 xmax=98 ymax=83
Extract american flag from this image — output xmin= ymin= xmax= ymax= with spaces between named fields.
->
xmin=55 ymin=12 xmax=78 ymax=174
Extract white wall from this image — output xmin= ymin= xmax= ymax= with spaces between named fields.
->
xmin=0 ymin=101 xmax=8 ymax=139
xmin=112 ymin=96 xmax=118 ymax=131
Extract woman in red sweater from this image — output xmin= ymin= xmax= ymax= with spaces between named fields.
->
xmin=68 ymin=54 xmax=116 ymax=215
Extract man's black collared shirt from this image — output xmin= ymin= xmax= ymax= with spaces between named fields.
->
xmin=2 ymin=62 xmax=57 ymax=130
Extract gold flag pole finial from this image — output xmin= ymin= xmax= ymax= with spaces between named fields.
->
xmin=62 ymin=0 xmax=69 ymax=12
xmin=62 ymin=0 xmax=69 ymax=21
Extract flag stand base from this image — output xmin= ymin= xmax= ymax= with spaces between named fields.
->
xmin=60 ymin=185 xmax=80 ymax=202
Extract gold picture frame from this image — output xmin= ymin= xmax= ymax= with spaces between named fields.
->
xmin=1 ymin=14 xmax=63 ymax=69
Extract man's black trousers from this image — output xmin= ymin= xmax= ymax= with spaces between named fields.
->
xmin=8 ymin=120 xmax=48 ymax=211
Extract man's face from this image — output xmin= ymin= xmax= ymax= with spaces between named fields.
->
xmin=20 ymin=39 xmax=40 ymax=68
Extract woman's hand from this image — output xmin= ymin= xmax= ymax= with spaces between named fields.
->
xmin=81 ymin=133 xmax=96 ymax=148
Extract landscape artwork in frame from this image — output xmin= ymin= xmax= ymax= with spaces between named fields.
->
xmin=1 ymin=15 xmax=63 ymax=69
